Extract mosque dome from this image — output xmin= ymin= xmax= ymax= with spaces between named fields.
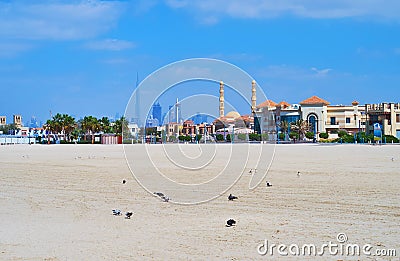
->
xmin=225 ymin=111 xmax=241 ymax=119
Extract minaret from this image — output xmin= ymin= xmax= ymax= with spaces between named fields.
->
xmin=251 ymin=80 xmax=256 ymax=113
xmin=219 ymin=81 xmax=224 ymax=118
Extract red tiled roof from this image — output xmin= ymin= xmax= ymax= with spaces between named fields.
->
xmin=257 ymin=99 xmax=278 ymax=108
xmin=278 ymin=101 xmax=290 ymax=108
xmin=352 ymin=100 xmax=359 ymax=105
xmin=299 ymin=96 xmax=330 ymax=105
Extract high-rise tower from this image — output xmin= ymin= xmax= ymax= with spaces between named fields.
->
xmin=251 ymin=80 xmax=256 ymax=113
xmin=219 ymin=81 xmax=224 ymax=118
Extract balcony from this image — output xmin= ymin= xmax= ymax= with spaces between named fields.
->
xmin=325 ymin=121 xmax=340 ymax=128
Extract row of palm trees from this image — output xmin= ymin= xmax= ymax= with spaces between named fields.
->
xmin=278 ymin=119 xmax=311 ymax=140
xmin=45 ymin=113 xmax=127 ymax=143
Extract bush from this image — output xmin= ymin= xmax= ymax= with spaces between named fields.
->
xmin=319 ymin=132 xmax=329 ymax=139
xmin=383 ymin=135 xmax=399 ymax=143
xmin=289 ymin=132 xmax=299 ymax=140
xmin=226 ymin=134 xmax=232 ymax=142
xmin=195 ymin=134 xmax=202 ymax=142
xmin=168 ymin=135 xmax=176 ymax=142
xmin=338 ymin=130 xmax=347 ymax=138
xmin=278 ymin=133 xmax=285 ymax=140
xmin=249 ymin=133 xmax=261 ymax=141
xmin=216 ymin=134 xmax=224 ymax=141
xmin=305 ymin=132 xmax=314 ymax=140
xmin=356 ymin=132 xmax=374 ymax=143
xmin=342 ymin=134 xmax=355 ymax=143
xmin=237 ymin=133 xmax=247 ymax=141
xmin=261 ymin=133 xmax=269 ymax=141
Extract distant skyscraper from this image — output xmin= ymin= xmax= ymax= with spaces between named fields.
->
xmin=29 ymin=116 xmax=38 ymax=128
xmin=168 ymin=105 xmax=174 ymax=123
xmin=152 ymin=102 xmax=162 ymax=126
xmin=175 ymin=98 xmax=182 ymax=123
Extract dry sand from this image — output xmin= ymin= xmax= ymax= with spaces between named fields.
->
xmin=0 ymin=144 xmax=399 ymax=260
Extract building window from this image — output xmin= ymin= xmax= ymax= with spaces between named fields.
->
xmin=346 ymin=117 xmax=350 ymax=124
xmin=397 ymin=114 xmax=400 ymax=123
xmin=330 ymin=117 xmax=336 ymax=125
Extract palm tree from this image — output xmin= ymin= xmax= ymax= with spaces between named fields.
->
xmin=114 ymin=116 xmax=129 ymax=136
xmin=99 ymin=117 xmax=112 ymax=133
xmin=278 ymin=120 xmax=289 ymax=140
xmin=81 ymin=116 xmax=100 ymax=144
xmin=291 ymin=119 xmax=310 ymax=140
xmin=62 ymin=114 xmax=77 ymax=142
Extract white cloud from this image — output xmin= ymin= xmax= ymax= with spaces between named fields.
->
xmin=311 ymin=67 xmax=332 ymax=76
xmin=84 ymin=39 xmax=136 ymax=51
xmin=0 ymin=1 xmax=124 ymax=40
xmin=165 ymin=0 xmax=400 ymax=22
xmin=258 ymin=64 xmax=334 ymax=80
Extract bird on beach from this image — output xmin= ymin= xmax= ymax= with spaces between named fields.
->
xmin=226 ymin=219 xmax=236 ymax=227
xmin=297 ymin=171 xmax=301 ymax=177
xmin=266 ymin=181 xmax=272 ymax=187
xmin=228 ymin=194 xmax=238 ymax=201
xmin=122 ymin=179 xmax=126 ymax=184
xmin=391 ymin=157 xmax=395 ymax=161
xmin=161 ymin=196 xmax=170 ymax=202
xmin=125 ymin=212 xmax=133 ymax=219
xmin=112 ymin=209 xmax=121 ymax=216
xmin=153 ymin=192 xmax=164 ymax=197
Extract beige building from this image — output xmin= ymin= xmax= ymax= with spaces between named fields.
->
xmin=299 ymin=96 xmax=366 ymax=136
xmin=365 ymin=103 xmax=400 ymax=138
xmin=13 ymin=115 xmax=22 ymax=128
xmin=0 ymin=116 xmax=6 ymax=126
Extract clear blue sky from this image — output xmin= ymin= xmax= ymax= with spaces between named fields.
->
xmin=0 ymin=0 xmax=399 ymax=125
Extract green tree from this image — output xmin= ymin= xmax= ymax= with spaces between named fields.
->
xmin=0 ymin=123 xmax=19 ymax=135
xmin=81 ymin=116 xmax=100 ymax=144
xmin=62 ymin=114 xmax=77 ymax=142
xmin=278 ymin=120 xmax=289 ymax=140
xmin=99 ymin=117 xmax=112 ymax=133
xmin=291 ymin=119 xmax=310 ymax=140
xmin=114 ymin=117 xmax=129 ymax=137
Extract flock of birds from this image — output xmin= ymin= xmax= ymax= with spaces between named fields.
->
xmin=225 ymin=169 xmax=304 ymax=227
xmin=111 ymin=159 xmax=397 ymax=226
xmin=111 ymin=179 xmax=134 ymax=219
xmin=112 ymin=179 xmax=172 ymax=220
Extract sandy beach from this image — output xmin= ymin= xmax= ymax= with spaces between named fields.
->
xmin=0 ymin=144 xmax=399 ymax=260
